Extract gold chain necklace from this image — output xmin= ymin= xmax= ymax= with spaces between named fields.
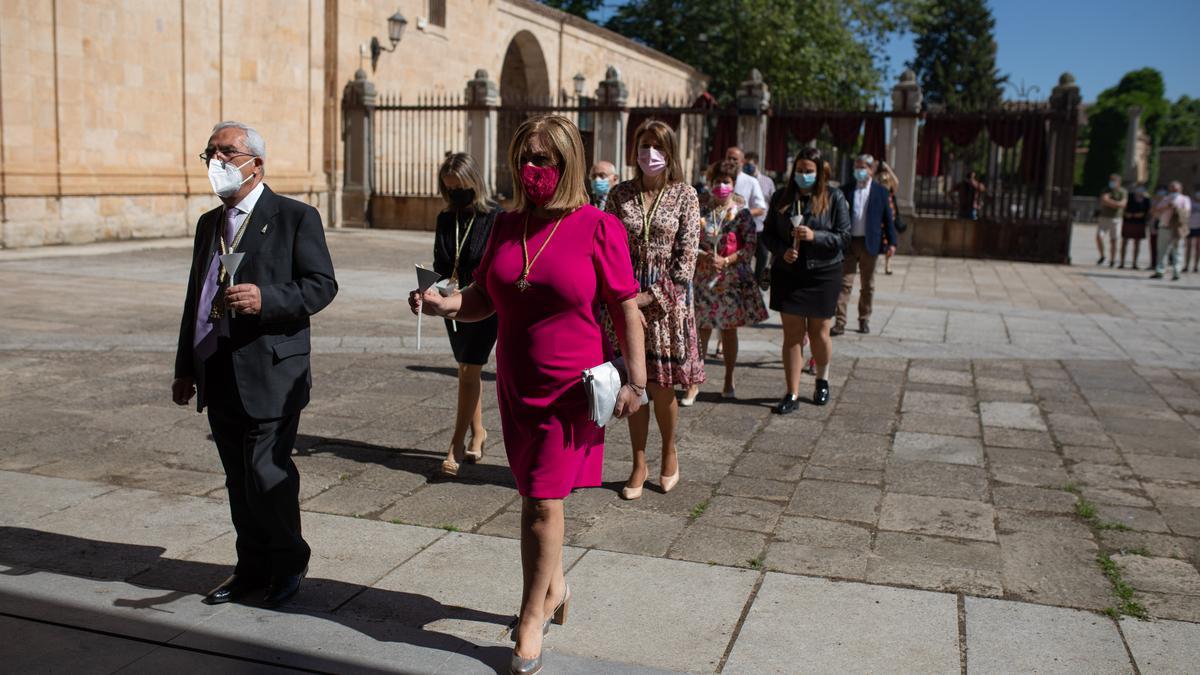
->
xmin=638 ymin=184 xmax=666 ymax=244
xmin=517 ymin=210 xmax=568 ymax=292
xmin=449 ymin=211 xmax=476 ymax=287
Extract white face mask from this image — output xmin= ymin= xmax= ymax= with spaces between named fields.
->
xmin=208 ymin=157 xmax=255 ymax=198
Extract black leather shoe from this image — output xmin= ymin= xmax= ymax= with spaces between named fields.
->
xmin=859 ymin=320 xmax=870 ymax=334
xmin=203 ymin=574 xmax=267 ymax=605
xmin=262 ymin=567 xmax=307 ymax=608
xmin=813 ymin=379 xmax=831 ymax=406
xmin=830 ymin=324 xmax=845 ymax=337
xmin=774 ymin=394 xmax=800 ymax=415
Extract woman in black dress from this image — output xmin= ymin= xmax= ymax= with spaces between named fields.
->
xmin=762 ymin=147 xmax=850 ymax=413
xmin=432 ymin=152 xmax=500 ymax=477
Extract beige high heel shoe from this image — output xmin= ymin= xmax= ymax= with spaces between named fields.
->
xmin=440 ymin=443 xmax=467 ymax=477
xmin=620 ymin=480 xmax=644 ymax=500
xmin=680 ymin=385 xmax=699 ymax=407
xmin=465 ymin=431 xmax=487 ymax=463
xmin=660 ymin=470 xmax=680 ymax=494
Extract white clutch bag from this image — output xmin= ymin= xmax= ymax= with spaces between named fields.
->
xmin=581 ymin=357 xmax=647 ymax=428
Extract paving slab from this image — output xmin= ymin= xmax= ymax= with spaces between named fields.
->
xmin=787 ymin=479 xmax=882 ymax=525
xmin=0 ymin=615 xmax=158 ymax=674
xmin=891 ymin=431 xmax=984 ymax=465
xmin=551 ymin=549 xmax=757 ymax=673
xmin=980 ymin=401 xmax=1048 ymax=431
xmin=885 ymin=461 xmax=989 ymax=501
xmin=1113 ymin=554 xmax=1200 ymax=596
xmin=0 ymin=469 xmax=115 ymax=527
xmin=964 ymin=597 xmax=1131 ymax=674
xmin=878 ymin=493 xmax=996 ymax=542
xmin=724 ymin=575 xmax=960 ymax=674
xmin=1121 ymin=617 xmax=1200 ymax=675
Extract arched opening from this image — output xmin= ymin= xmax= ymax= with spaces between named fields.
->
xmin=496 ymin=31 xmax=550 ymax=197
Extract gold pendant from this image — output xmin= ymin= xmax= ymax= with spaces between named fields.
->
xmin=516 ymin=277 xmax=531 ymax=292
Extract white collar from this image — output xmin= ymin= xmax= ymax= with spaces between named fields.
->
xmin=856 ymin=179 xmax=872 ymax=192
xmin=230 ymin=181 xmax=266 ymax=214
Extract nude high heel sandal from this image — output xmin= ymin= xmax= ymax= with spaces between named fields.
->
xmin=660 ymin=471 xmax=680 ymax=494
xmin=620 ymin=481 xmax=644 ymax=500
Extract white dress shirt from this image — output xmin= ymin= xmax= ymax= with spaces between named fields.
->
xmin=227 ymin=182 xmax=265 ymax=238
xmin=734 ymin=173 xmax=767 ymax=232
xmin=852 ymin=179 xmax=871 ymax=237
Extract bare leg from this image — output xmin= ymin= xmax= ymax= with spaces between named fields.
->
xmin=808 ymin=317 xmax=832 ymax=372
xmin=721 ymin=328 xmax=738 ymax=393
xmin=457 ymin=364 xmax=487 ymax=457
xmin=1119 ymin=239 xmax=1128 ymax=267
xmin=1095 ymin=228 xmax=1104 ymax=259
xmin=625 ymin=395 xmax=650 ymax=490
xmin=648 ymin=383 xmax=679 ymax=478
xmin=1132 ymin=240 xmax=1141 ymax=268
xmin=515 ymin=498 xmax=566 ymax=659
xmin=781 ymin=313 xmax=806 ymax=396
xmin=698 ymin=327 xmax=713 ymax=359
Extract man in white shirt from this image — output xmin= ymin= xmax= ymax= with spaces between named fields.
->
xmin=724 ymin=147 xmax=767 ymax=292
xmin=834 ymin=154 xmax=896 ymax=335
xmin=744 ymin=151 xmax=775 ymax=287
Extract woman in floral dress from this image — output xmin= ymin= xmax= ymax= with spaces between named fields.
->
xmin=605 ymin=119 xmax=705 ymax=500
xmin=689 ymin=159 xmax=768 ymax=401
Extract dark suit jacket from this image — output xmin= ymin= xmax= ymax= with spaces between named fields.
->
xmin=842 ymin=181 xmax=898 ymax=256
xmin=175 ymin=184 xmax=338 ymax=419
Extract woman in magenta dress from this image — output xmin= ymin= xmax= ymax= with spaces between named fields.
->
xmin=411 ymin=115 xmax=646 ymax=675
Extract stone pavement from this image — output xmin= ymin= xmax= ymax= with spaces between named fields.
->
xmin=1 ymin=224 xmax=1199 ymax=672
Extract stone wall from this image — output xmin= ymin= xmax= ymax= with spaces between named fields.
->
xmin=1158 ymin=147 xmax=1200 ymax=193
xmin=0 ymin=0 xmax=704 ymax=248
xmin=0 ymin=0 xmax=330 ymax=248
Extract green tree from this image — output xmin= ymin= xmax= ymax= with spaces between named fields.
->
xmin=538 ymin=0 xmax=603 ymax=20
xmin=604 ymin=0 xmax=917 ymax=107
xmin=1080 ymin=68 xmax=1168 ymax=195
xmin=909 ymin=0 xmax=1005 ymax=111
xmin=1161 ymin=96 xmax=1200 ymax=147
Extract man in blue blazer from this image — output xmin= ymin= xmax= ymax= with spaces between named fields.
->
xmin=834 ymin=154 xmax=897 ymax=335
xmin=173 ymin=121 xmax=338 ymax=608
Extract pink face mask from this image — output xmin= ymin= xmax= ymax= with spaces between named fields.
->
xmin=712 ymin=183 xmax=734 ymax=201
xmin=637 ymin=147 xmax=667 ymax=176
xmin=521 ymin=163 xmax=560 ymax=206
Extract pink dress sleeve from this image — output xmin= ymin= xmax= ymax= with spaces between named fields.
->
xmin=470 ymin=211 xmax=505 ymax=299
xmin=594 ymin=211 xmax=639 ymax=306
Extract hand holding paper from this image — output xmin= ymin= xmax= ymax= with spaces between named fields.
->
xmin=414 ymin=264 xmax=443 ymax=350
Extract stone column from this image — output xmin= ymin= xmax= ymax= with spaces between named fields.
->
xmin=341 ymin=69 xmax=376 ymax=228
xmin=593 ymin=66 xmax=629 ymax=175
xmin=464 ymin=69 xmax=500 ymax=195
xmin=888 ymin=69 xmax=922 ymax=213
xmin=1047 ymin=72 xmax=1081 ymax=208
xmin=736 ymin=69 xmax=769 ymax=160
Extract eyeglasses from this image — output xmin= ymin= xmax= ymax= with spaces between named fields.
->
xmin=199 ymin=147 xmax=255 ymax=166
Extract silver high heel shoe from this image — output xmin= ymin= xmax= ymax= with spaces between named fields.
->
xmin=510 ymin=651 xmax=542 ymax=675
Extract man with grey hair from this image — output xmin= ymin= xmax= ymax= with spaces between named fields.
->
xmin=173 ymin=121 xmax=338 ymax=608
xmin=589 ymin=160 xmax=617 ymax=208
xmin=834 ymin=154 xmax=896 ymax=335
xmin=1150 ymin=180 xmax=1191 ymax=281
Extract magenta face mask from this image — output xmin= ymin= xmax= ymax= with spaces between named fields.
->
xmin=521 ymin=163 xmax=560 ymax=206
xmin=712 ymin=183 xmax=734 ymax=200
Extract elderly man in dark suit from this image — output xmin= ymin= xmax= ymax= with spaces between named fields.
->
xmin=172 ymin=121 xmax=338 ymax=608
xmin=833 ymin=154 xmax=897 ymax=336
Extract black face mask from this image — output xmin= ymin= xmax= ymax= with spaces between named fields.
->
xmin=448 ymin=188 xmax=475 ymax=209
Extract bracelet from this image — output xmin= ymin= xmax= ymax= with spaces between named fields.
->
xmin=625 ymin=382 xmax=646 ymax=394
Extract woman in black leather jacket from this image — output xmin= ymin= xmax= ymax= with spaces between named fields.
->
xmin=762 ymin=147 xmax=850 ymax=412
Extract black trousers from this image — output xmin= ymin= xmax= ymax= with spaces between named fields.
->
xmin=205 ymin=349 xmax=310 ymax=579
xmin=754 ymin=233 xmax=770 ymax=281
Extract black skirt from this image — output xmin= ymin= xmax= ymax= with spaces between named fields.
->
xmin=769 ymin=260 xmax=842 ymax=318
xmin=444 ymin=315 xmax=498 ymax=366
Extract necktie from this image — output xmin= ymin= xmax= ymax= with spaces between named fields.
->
xmin=193 ymin=207 xmax=240 ymax=362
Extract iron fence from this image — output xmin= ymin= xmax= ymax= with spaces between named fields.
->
xmin=373 ymin=93 xmax=468 ymax=197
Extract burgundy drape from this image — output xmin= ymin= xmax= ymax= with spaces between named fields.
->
xmin=986 ymin=117 xmax=1023 ymax=148
xmin=708 ymin=113 xmax=738 ymax=165
xmin=625 ymin=112 xmax=682 ymax=162
xmin=862 ymin=117 xmax=886 ymax=163
xmin=765 ymin=116 xmax=825 ymax=173
xmin=825 ymin=117 xmax=864 ymax=150
xmin=917 ymin=119 xmax=943 ymax=177
xmin=1020 ymin=116 xmax=1046 ymax=184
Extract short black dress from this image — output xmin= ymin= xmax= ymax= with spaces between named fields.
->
xmin=762 ymin=189 xmax=851 ymax=318
xmin=433 ymin=206 xmax=500 ymax=365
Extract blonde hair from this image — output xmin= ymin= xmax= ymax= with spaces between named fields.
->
xmin=438 ymin=152 xmax=494 ymax=213
xmin=507 ymin=115 xmax=589 ymax=212
xmin=630 ymin=119 xmax=684 ymax=184
xmin=877 ymin=161 xmax=900 ymax=193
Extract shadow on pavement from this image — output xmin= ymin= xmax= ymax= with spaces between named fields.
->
xmin=0 ymin=527 xmax=513 ymax=673
xmin=294 ymin=435 xmax=517 ymax=489
xmin=406 ymin=364 xmax=498 ymax=382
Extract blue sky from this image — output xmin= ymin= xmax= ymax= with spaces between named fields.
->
xmin=593 ymin=1 xmax=1200 ymax=102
